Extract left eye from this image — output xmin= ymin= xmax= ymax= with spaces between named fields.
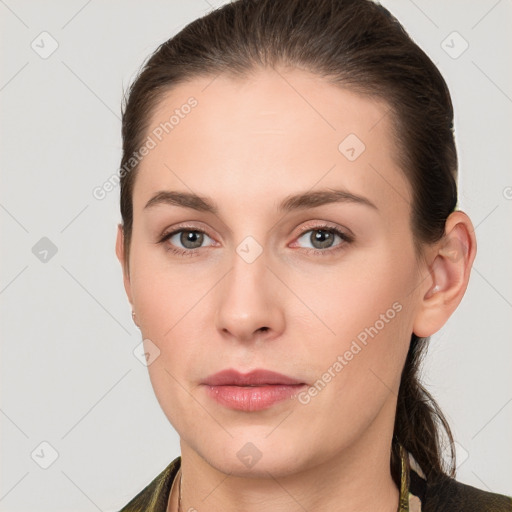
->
xmin=295 ymin=227 xmax=349 ymax=251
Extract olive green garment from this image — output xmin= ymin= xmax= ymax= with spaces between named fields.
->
xmin=118 ymin=445 xmax=512 ymax=511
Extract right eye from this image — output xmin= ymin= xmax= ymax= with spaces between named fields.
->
xmin=159 ymin=228 xmax=216 ymax=256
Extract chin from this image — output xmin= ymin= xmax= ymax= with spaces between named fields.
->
xmin=190 ymin=431 xmax=312 ymax=478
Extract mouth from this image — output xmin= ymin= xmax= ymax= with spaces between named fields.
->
xmin=201 ymin=368 xmax=307 ymax=411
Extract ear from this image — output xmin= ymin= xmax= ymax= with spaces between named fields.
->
xmin=412 ymin=210 xmax=477 ymax=337
xmin=115 ymin=224 xmax=134 ymax=306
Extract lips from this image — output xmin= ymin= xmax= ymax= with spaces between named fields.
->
xmin=201 ymin=369 xmax=307 ymax=411
xmin=202 ymin=368 xmax=305 ymax=386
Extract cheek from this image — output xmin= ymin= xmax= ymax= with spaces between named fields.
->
xmin=294 ymin=278 xmax=411 ymax=442
xmin=129 ymin=254 xmax=211 ymax=428
xmin=128 ymin=238 xmax=210 ymax=335
xmin=290 ymin=253 xmax=414 ymax=345
xmin=293 ymin=253 xmax=415 ymax=403
xmin=128 ymin=243 xmax=220 ymax=381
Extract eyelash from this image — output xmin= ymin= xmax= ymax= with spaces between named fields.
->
xmin=157 ymin=224 xmax=353 ymax=258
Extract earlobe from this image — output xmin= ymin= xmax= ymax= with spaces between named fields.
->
xmin=115 ymin=224 xmax=134 ymax=306
xmin=413 ymin=211 xmax=477 ymax=338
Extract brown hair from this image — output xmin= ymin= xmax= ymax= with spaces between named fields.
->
xmin=119 ymin=0 xmax=457 ymax=483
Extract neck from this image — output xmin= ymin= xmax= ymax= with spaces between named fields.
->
xmin=172 ymin=409 xmax=400 ymax=512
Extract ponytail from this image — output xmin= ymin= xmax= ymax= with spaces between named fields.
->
xmin=392 ymin=334 xmax=456 ymax=482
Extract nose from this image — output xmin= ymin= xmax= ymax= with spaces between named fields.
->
xmin=215 ymin=248 xmax=286 ymax=344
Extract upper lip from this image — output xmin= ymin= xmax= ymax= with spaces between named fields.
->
xmin=202 ymin=369 xmax=305 ymax=386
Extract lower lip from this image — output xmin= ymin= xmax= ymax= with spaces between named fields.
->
xmin=203 ymin=384 xmax=307 ymax=411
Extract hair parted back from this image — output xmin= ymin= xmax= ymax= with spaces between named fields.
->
xmin=120 ymin=0 xmax=458 ymax=483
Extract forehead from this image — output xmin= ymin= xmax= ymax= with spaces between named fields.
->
xmin=132 ymin=67 xmax=411 ymax=218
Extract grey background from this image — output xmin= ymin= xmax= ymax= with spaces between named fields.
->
xmin=1 ymin=0 xmax=511 ymax=510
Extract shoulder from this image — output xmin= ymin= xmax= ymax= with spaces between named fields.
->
xmin=117 ymin=456 xmax=181 ymax=512
xmin=423 ymin=475 xmax=512 ymax=512
xmin=405 ymin=447 xmax=511 ymax=512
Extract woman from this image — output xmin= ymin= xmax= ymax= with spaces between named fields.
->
xmin=115 ymin=0 xmax=512 ymax=510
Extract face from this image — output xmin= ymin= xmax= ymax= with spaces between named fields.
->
xmin=118 ymin=67 xmax=428 ymax=477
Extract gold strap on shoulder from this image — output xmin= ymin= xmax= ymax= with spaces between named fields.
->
xmin=397 ymin=443 xmax=410 ymax=512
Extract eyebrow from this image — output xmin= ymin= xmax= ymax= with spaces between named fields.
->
xmin=143 ymin=188 xmax=378 ymax=214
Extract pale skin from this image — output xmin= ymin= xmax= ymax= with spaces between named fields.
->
xmin=115 ymin=67 xmax=477 ymax=512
